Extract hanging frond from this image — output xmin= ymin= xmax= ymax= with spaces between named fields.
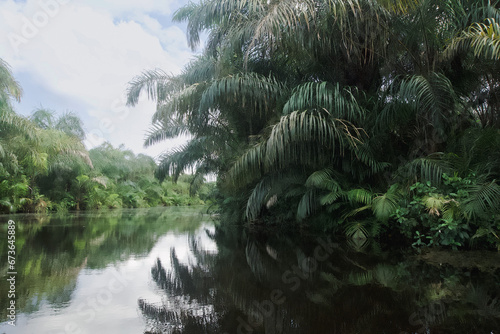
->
xmin=283 ymin=82 xmax=365 ymax=122
xmin=126 ymin=69 xmax=177 ymax=106
xmin=229 ymin=109 xmax=366 ymax=189
xmin=39 ymin=130 xmax=93 ymax=168
xmin=0 ymin=58 xmax=22 ymax=103
xmin=155 ymin=133 xmax=228 ymax=183
xmin=199 ymin=73 xmax=284 ymax=115
xmin=245 ymin=176 xmax=273 ymax=221
xmin=173 ymin=0 xmax=246 ymax=50
xmin=144 ymin=119 xmax=191 ymax=148
xmin=228 ymin=141 xmax=267 ymax=186
xmin=444 ymin=18 xmax=500 ymax=60
xmin=265 ymin=110 xmax=363 ymax=169
xmin=189 ymin=171 xmax=206 ymax=197
xmin=462 ymin=180 xmax=500 ymax=219
xmin=397 ymin=73 xmax=456 ymax=119
xmin=296 ymin=189 xmax=317 ymax=221
xmin=352 ymin=142 xmax=391 ymax=176
xmin=395 ymin=153 xmax=451 ymax=185
xmin=0 ymin=109 xmax=38 ymax=141
xmin=152 ymin=83 xmax=204 ymax=123
xmin=245 ymin=172 xmax=305 ymax=221
xmin=305 ymin=168 xmax=342 ymax=191
xmin=30 ymin=107 xmax=55 ymax=129
xmin=245 ymin=0 xmax=317 ymax=59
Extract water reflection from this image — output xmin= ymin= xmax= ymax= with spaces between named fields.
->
xmin=0 ymin=209 xmax=499 ymax=333
xmin=139 ymin=225 xmax=500 ymax=334
xmin=0 ymin=207 xmax=205 ymax=325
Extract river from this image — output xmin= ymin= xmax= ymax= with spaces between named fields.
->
xmin=1 ymin=207 xmax=499 ymax=333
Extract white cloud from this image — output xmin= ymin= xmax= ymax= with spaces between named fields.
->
xmin=83 ymin=0 xmax=178 ymax=16
xmin=0 ymin=0 xmax=194 ymax=156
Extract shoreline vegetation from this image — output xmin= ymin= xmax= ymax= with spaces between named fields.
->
xmin=0 ymin=62 xmax=215 ymax=213
xmin=2 ymin=0 xmax=500 ymax=251
xmin=125 ymin=0 xmax=500 ymax=251
xmin=0 ymin=125 xmax=215 ymax=213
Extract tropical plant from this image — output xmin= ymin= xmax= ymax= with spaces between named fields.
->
xmin=128 ymin=0 xmax=500 ymax=247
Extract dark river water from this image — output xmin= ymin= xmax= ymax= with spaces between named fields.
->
xmin=0 ymin=207 xmax=499 ymax=334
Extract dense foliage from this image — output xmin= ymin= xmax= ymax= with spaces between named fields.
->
xmin=0 ymin=60 xmax=211 ymax=213
xmin=128 ymin=0 xmax=500 ymax=249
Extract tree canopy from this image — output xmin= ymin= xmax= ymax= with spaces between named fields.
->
xmin=128 ymin=0 xmax=500 ymax=249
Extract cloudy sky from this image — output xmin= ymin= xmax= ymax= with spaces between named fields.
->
xmin=0 ymin=0 xmax=197 ymax=157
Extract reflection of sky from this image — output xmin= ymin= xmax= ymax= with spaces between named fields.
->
xmin=0 ymin=223 xmax=217 ymax=334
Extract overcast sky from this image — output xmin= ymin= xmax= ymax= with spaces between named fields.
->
xmin=0 ymin=0 xmax=197 ymax=158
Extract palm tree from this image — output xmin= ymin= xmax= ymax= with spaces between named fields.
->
xmin=0 ymin=62 xmax=92 ymax=212
xmin=0 ymin=59 xmax=36 ymax=153
xmin=0 ymin=58 xmax=22 ymax=107
xmin=128 ymin=0 xmax=500 ymax=228
xmin=0 ymin=59 xmax=38 ymax=212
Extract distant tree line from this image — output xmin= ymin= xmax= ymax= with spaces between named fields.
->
xmin=0 ymin=59 xmax=212 ymax=213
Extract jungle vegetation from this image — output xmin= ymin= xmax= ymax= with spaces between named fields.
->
xmin=127 ymin=0 xmax=500 ymax=249
xmin=0 ymin=60 xmax=212 ymax=213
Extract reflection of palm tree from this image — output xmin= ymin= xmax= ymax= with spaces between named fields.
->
xmin=139 ymin=224 xmax=500 ymax=333
xmin=141 ymin=246 xmax=221 ymax=334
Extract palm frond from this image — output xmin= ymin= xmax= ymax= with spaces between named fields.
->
xmin=346 ymin=188 xmax=374 ymax=205
xmin=55 ymin=111 xmax=86 ymax=140
xmin=283 ymin=82 xmax=365 ymax=122
xmin=0 ymin=58 xmax=22 ymax=102
xmin=398 ymin=73 xmax=456 ymax=119
xmin=395 ymin=153 xmax=450 ymax=185
xmin=444 ymin=18 xmax=500 ymax=60
xmin=173 ymin=0 xmax=243 ymax=50
xmin=30 ymin=107 xmax=55 ymax=129
xmin=229 ymin=110 xmax=365 ymax=187
xmin=126 ymin=69 xmax=175 ymax=106
xmin=463 ymin=180 xmax=500 ymax=219
xmin=199 ymin=73 xmax=284 ymax=115
xmin=40 ymin=130 xmax=92 ymax=167
xmin=265 ymin=110 xmax=363 ymax=169
xmin=0 ymin=109 xmax=38 ymax=141
xmin=376 ymin=0 xmax=421 ymax=14
xmin=245 ymin=0 xmax=316 ymax=58
xmin=227 ymin=141 xmax=267 ymax=186
xmin=245 ymin=175 xmax=274 ymax=221
xmin=189 ymin=171 xmax=206 ymax=197
xmin=155 ymin=133 xmax=228 ymax=183
xmin=155 ymin=138 xmax=208 ymax=182
xmin=144 ymin=119 xmax=191 ymax=148
xmin=245 ymin=171 xmax=306 ymax=221
xmin=305 ymin=168 xmax=342 ymax=191
xmin=372 ymin=184 xmax=399 ymax=221
xmin=297 ymin=189 xmax=317 ymax=221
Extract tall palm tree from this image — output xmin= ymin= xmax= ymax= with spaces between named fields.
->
xmin=0 ymin=58 xmax=36 ymax=148
xmin=128 ymin=0 xmax=500 ymax=225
